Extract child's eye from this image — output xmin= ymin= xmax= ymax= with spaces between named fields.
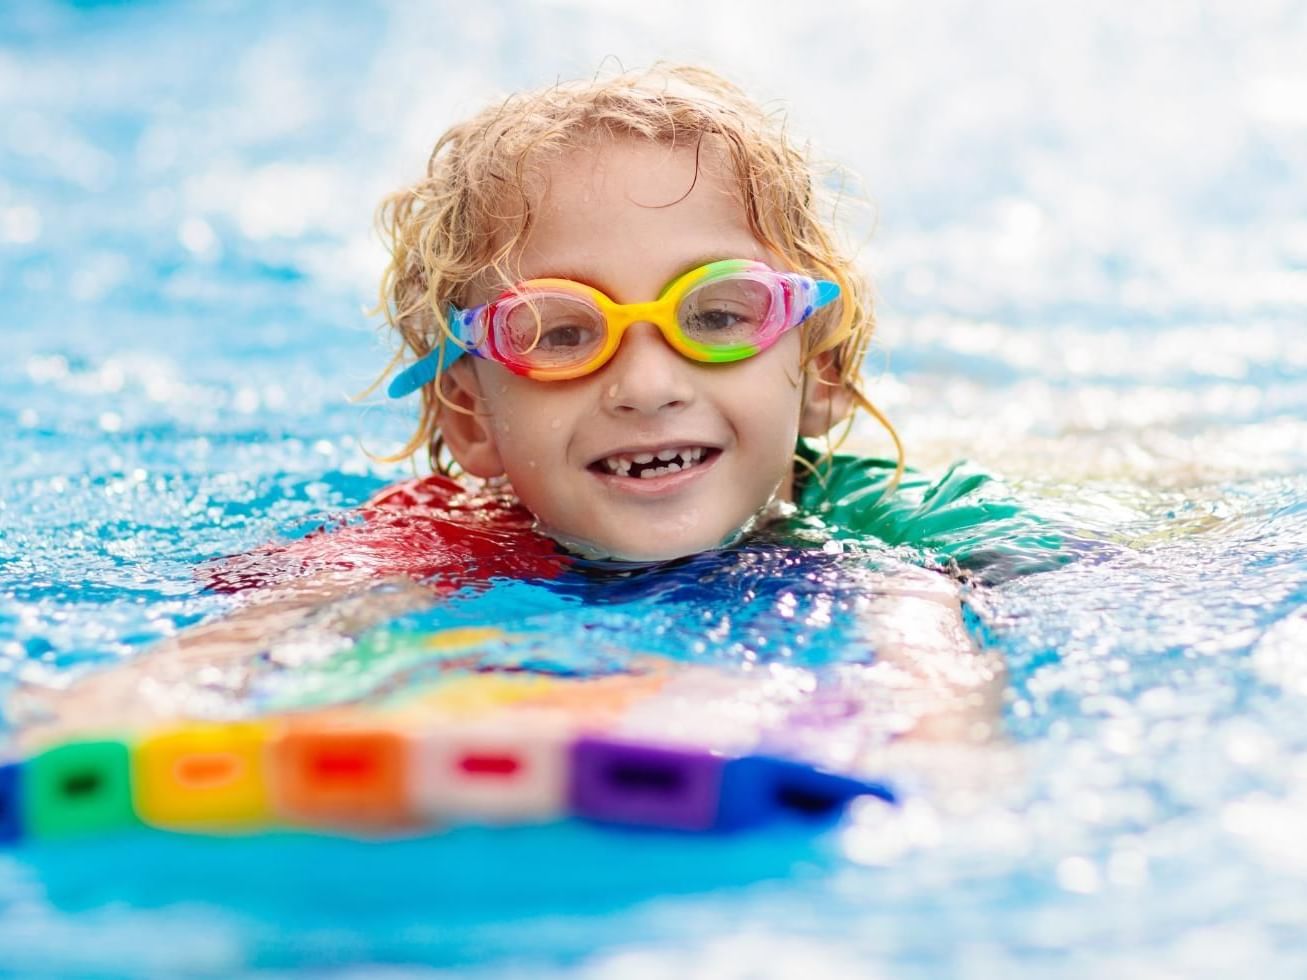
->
xmin=539 ymin=323 xmax=594 ymax=349
xmin=682 ymin=306 xmax=758 ymax=338
xmin=687 ymin=309 xmax=745 ymax=331
xmin=500 ymin=296 xmax=605 ymax=360
xmin=679 ymin=279 xmax=770 ymax=342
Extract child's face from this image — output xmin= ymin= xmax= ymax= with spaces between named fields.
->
xmin=441 ymin=137 xmax=843 ymax=561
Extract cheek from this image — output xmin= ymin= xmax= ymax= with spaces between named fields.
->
xmin=726 ymin=346 xmax=805 ymax=428
xmin=480 ymin=376 xmax=584 ymax=465
xmin=732 ymin=354 xmax=806 ymax=486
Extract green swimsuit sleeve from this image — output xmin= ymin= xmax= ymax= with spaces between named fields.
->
xmin=794 ymin=441 xmax=1069 ymax=581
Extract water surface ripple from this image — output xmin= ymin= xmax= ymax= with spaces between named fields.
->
xmin=2 ymin=1 xmax=1307 ymax=976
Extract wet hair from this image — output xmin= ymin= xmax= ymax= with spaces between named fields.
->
xmin=372 ymin=63 xmax=902 ymax=487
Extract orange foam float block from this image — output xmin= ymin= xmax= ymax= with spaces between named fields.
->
xmin=269 ymin=722 xmax=415 ymax=830
xmin=408 ymin=723 xmax=569 ymax=824
xmin=133 ymin=723 xmax=276 ymax=832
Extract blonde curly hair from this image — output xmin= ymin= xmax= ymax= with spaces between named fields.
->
xmin=372 ymin=63 xmax=901 ymax=487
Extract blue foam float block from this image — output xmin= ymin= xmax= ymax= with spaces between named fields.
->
xmin=0 ymin=761 xmax=22 ymax=843
xmin=718 ymin=755 xmax=896 ymax=830
xmin=568 ymin=736 xmax=896 ymax=833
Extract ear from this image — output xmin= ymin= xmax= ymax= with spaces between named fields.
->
xmin=798 ymin=351 xmax=854 ymax=438
xmin=436 ymin=360 xmax=506 ymax=478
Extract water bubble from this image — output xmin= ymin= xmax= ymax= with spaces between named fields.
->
xmin=178 ymin=216 xmax=220 ymax=259
xmin=1056 ymin=856 xmax=1101 ymax=894
xmin=2 ymin=204 xmax=41 ymax=244
xmin=26 ymin=354 xmax=69 ymax=383
xmin=97 ymin=361 xmax=125 ymax=393
xmin=233 ymin=388 xmax=260 ymax=413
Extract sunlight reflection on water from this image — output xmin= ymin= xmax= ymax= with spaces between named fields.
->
xmin=2 ymin=0 xmax=1307 ymax=975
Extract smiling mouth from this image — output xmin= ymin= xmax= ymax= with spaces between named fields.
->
xmin=589 ymin=446 xmax=721 ymax=480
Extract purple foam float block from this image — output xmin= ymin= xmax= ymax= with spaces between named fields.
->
xmin=0 ymin=762 xmax=20 ymax=843
xmin=569 ymin=737 xmax=725 ymax=831
xmin=717 ymin=755 xmax=896 ymax=831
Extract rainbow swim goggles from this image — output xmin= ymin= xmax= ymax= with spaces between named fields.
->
xmin=387 ymin=259 xmax=840 ymax=397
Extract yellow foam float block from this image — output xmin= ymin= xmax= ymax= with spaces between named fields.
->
xmin=133 ymin=722 xmax=277 ymax=832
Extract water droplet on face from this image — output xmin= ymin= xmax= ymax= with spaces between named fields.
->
xmin=607 ymin=384 xmax=619 ymax=399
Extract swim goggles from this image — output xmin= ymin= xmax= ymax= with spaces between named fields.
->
xmin=387 ymin=259 xmax=840 ymax=396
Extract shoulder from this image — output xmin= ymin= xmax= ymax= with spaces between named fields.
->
xmin=794 ymin=441 xmax=1068 ymax=580
xmin=364 ymin=473 xmax=546 ymax=534
xmin=365 ymin=473 xmax=467 ymax=510
xmin=793 ymin=440 xmax=929 ymax=523
xmin=202 ymin=474 xmax=561 ymax=594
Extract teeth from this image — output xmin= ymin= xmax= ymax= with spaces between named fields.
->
xmin=600 ymin=446 xmax=710 ymax=477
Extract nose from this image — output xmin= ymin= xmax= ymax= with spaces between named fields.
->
xmin=600 ymin=322 xmax=696 ymax=417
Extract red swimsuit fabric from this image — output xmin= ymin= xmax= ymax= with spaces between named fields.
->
xmin=200 ymin=475 xmax=565 ymax=595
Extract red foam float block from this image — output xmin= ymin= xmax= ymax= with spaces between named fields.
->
xmin=270 ymin=725 xmax=414 ymax=830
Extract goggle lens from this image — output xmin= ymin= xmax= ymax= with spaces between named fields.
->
xmin=496 ymin=292 xmax=607 ymax=371
xmin=492 ymin=273 xmax=781 ymax=374
xmin=676 ymin=275 xmax=777 ymax=353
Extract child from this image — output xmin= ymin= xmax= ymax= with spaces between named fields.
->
xmin=13 ymin=65 xmax=1059 ymax=750
xmin=365 ymin=64 xmax=1055 ymax=578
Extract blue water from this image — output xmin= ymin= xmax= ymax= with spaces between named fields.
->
xmin=3 ymin=0 xmax=1307 ymax=976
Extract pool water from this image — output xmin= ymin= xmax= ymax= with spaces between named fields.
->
xmin=3 ymin=0 xmax=1307 ymax=976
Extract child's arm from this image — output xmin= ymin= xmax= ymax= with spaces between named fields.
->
xmin=851 ymin=569 xmax=1004 ymax=744
xmin=8 ymin=573 xmax=437 ymax=750
xmin=9 ymin=476 xmax=556 ymax=748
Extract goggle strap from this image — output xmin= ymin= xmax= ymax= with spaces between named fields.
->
xmin=781 ymin=277 xmax=840 ymax=330
xmin=386 ymin=307 xmax=473 ymax=398
xmin=814 ymin=279 xmax=840 ymax=310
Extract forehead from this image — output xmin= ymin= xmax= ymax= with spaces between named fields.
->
xmin=489 ymin=136 xmax=770 ymax=298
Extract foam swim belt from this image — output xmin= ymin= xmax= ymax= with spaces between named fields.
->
xmin=0 ymin=701 xmax=896 ymax=845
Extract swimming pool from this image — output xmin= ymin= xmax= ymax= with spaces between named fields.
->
xmin=3 ymin=0 xmax=1307 ymax=975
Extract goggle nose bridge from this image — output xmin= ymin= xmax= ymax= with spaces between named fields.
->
xmin=596 ymin=297 xmax=679 ymax=332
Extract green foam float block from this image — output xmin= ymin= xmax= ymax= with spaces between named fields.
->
xmin=24 ymin=740 xmax=139 ymax=839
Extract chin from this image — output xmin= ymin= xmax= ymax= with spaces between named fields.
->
xmin=608 ymin=540 xmax=706 ymax=562
xmin=548 ymin=522 xmax=732 ymax=563
xmin=606 ymin=520 xmax=751 ymax=561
